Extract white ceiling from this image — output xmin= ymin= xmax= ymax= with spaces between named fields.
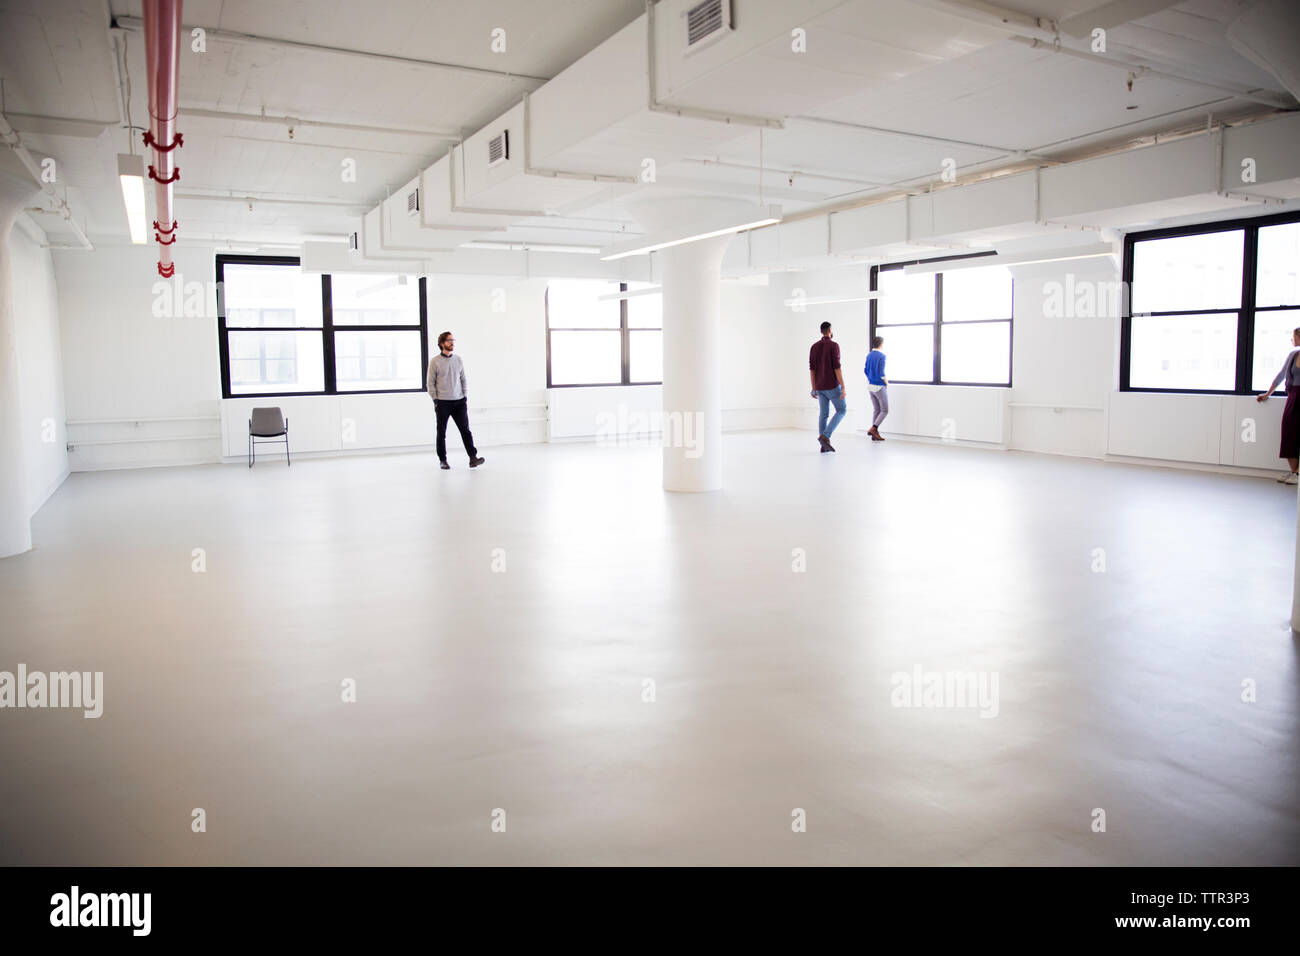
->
xmin=1 ymin=0 xmax=648 ymax=245
xmin=0 ymin=0 xmax=1294 ymax=252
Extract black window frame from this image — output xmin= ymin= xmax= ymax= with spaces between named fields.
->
xmin=869 ymin=251 xmax=1013 ymax=387
xmin=216 ymin=254 xmax=428 ymax=399
xmin=1120 ymin=209 xmax=1300 ymax=395
xmin=544 ymin=281 xmax=663 ymax=388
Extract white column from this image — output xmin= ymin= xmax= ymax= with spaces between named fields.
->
xmin=660 ymin=234 xmax=729 ymax=493
xmin=1293 ymin=489 xmax=1300 ymax=632
xmin=0 ymin=171 xmax=38 ymax=558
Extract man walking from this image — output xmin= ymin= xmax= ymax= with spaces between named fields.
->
xmin=864 ymin=335 xmax=889 ymax=441
xmin=809 ymin=321 xmax=846 ymax=452
xmin=427 ymin=331 xmax=485 ymax=470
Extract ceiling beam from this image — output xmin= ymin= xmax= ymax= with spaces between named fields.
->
xmin=175 ymin=191 xmax=371 ymax=209
xmin=0 ymin=113 xmax=113 ymax=138
xmin=683 ymin=156 xmax=893 ymax=188
xmin=1009 ymin=36 xmax=1295 ymax=110
xmin=788 ymin=116 xmax=1020 ymax=155
xmin=912 ymin=0 xmax=1293 ymax=109
xmin=180 ymin=107 xmax=461 ymax=140
xmin=1059 ymin=0 xmax=1181 ymax=37
xmin=114 ymin=16 xmax=551 ymax=84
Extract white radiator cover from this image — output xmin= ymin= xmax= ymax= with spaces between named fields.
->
xmin=876 ymin=384 xmax=1009 ymax=445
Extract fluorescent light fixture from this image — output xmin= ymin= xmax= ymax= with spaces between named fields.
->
xmin=117 ymin=153 xmax=147 ymax=244
xmin=782 ymin=292 xmax=882 ymax=307
xmin=598 ymin=285 xmax=662 ymax=301
xmin=600 ymin=204 xmax=782 ymax=261
xmin=461 ymin=240 xmax=602 ymax=255
xmin=902 ymin=242 xmax=1115 ymax=275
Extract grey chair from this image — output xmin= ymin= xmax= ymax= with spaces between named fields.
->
xmin=249 ymin=407 xmax=290 ymax=467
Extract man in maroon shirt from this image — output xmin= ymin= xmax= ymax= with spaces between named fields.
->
xmin=809 ymin=321 xmax=847 ymax=452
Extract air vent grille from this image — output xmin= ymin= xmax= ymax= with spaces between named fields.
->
xmin=687 ymin=0 xmax=727 ymax=47
xmin=406 ymin=188 xmax=419 ymax=216
xmin=487 ymin=130 xmax=509 ymax=167
xmin=348 ymin=231 xmax=359 ymax=251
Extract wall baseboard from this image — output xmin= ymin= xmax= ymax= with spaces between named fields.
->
xmin=1102 ymin=454 xmax=1286 ymax=480
xmin=71 ymin=455 xmax=222 ymax=473
xmin=860 ymin=428 xmax=1006 ymax=451
xmin=62 ymin=421 xmax=1287 ymax=481
xmin=220 ymin=437 xmax=542 ymax=466
xmin=29 ymin=466 xmax=70 ymax=519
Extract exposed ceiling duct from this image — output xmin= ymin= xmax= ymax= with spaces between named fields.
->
xmin=1058 ymin=0 xmax=1181 ymax=36
xmin=1226 ymin=0 xmax=1300 ymax=104
xmin=350 ymin=0 xmax=1016 ymax=270
xmin=722 ymin=111 xmax=1300 ymax=273
xmin=312 ymin=0 xmax=1300 ymax=278
xmin=0 ymin=111 xmax=93 ymax=251
xmin=141 ymin=0 xmax=184 ymax=277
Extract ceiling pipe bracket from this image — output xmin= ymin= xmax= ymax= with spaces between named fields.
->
xmin=143 ymin=130 xmax=183 ymax=151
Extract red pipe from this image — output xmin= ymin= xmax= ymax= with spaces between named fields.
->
xmin=142 ymin=0 xmax=183 ymax=277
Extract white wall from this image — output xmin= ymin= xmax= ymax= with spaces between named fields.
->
xmin=508 ymin=280 xmax=813 ymax=441
xmin=769 ymin=267 xmax=873 ymax=433
xmin=50 ymin=251 xmax=806 ymax=468
xmin=11 ymin=223 xmax=68 ymax=514
xmin=413 ymin=274 xmax=550 ymax=451
xmin=54 ymin=244 xmax=223 ymax=470
xmin=1005 ymin=256 xmax=1286 ymax=472
xmin=1006 ymin=257 xmax=1117 ymax=459
xmin=51 ymin=243 xmax=1283 ymax=476
xmin=720 ymin=281 xmax=810 ymax=431
xmin=763 ymin=264 xmax=1014 ymax=444
xmin=756 ymin=254 xmax=1287 ymax=476
xmin=223 ymin=275 xmax=552 ymax=459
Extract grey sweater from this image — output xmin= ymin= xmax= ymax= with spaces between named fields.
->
xmin=427 ymin=352 xmax=468 ymax=400
xmin=1270 ymin=348 xmax=1300 ymax=392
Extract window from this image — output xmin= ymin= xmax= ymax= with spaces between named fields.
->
xmin=1121 ymin=211 xmax=1300 ymax=394
xmin=1253 ymin=220 xmax=1300 ymax=392
xmin=869 ymin=253 xmax=1013 ymax=386
xmin=545 ymin=280 xmax=662 ymax=386
xmin=216 ymin=256 xmax=427 ymax=398
xmin=229 ymin=331 xmax=324 ymax=394
xmin=329 ymin=273 xmax=423 ymax=392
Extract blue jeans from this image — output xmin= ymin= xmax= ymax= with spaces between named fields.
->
xmin=817 ymin=386 xmax=847 ymax=438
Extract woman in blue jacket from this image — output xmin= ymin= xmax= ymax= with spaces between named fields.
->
xmin=864 ymin=336 xmax=888 ymax=441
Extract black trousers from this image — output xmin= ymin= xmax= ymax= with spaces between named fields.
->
xmin=434 ymin=398 xmax=477 ymax=461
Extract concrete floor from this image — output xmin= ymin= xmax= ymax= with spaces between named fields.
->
xmin=1 ymin=430 xmax=1297 ymax=865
